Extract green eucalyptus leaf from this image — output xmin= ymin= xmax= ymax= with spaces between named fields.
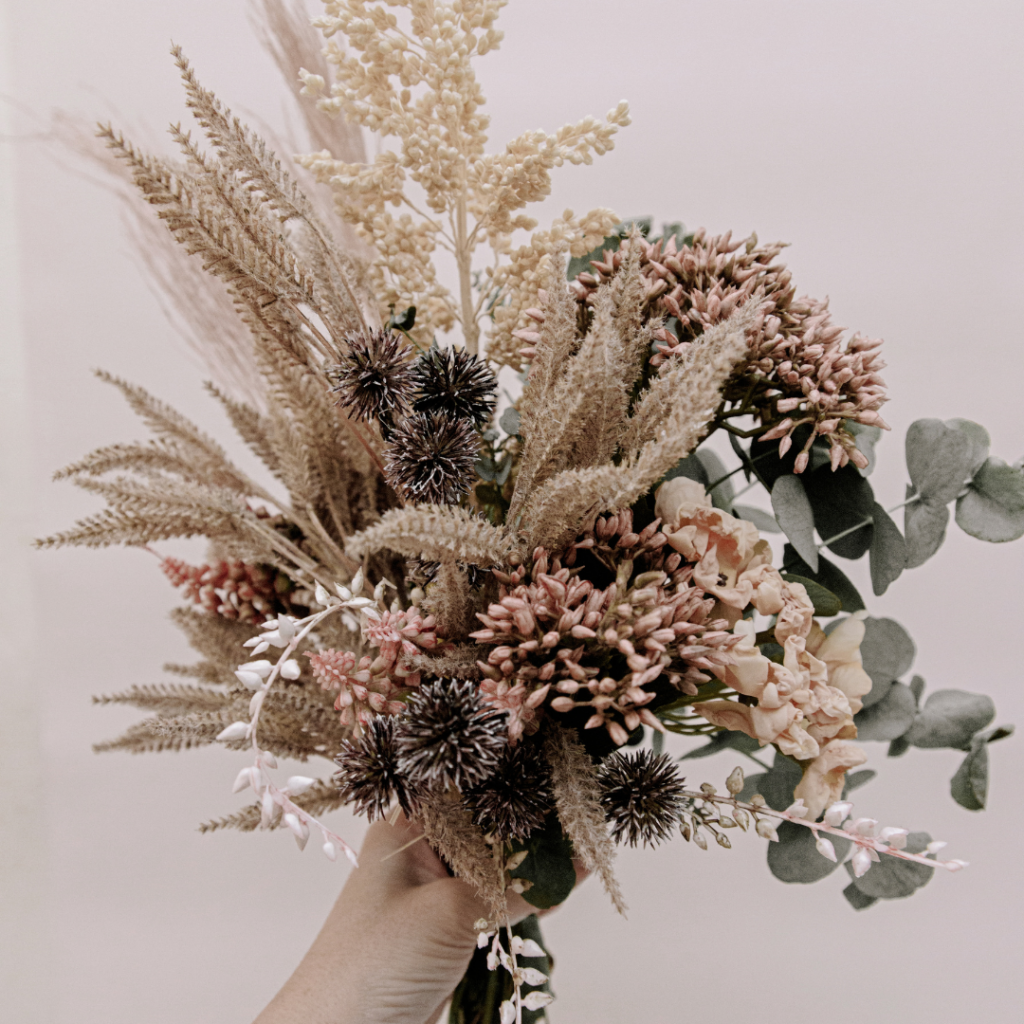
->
xmin=868 ymin=502 xmax=907 ymax=596
xmin=387 ymin=304 xmax=417 ymax=331
xmin=771 ymin=475 xmax=818 ymax=573
xmin=679 ymin=731 xmax=762 ymax=760
xmin=499 ymin=406 xmax=521 ymax=437
xmin=906 ymin=689 xmax=996 ymax=750
xmin=509 ymin=818 xmax=577 ymax=910
xmin=757 ymin=753 xmax=804 ymax=811
xmin=845 ymin=832 xmax=934 ymax=899
xmin=696 ymin=448 xmax=734 ymax=510
xmin=767 ymin=820 xmax=851 ymax=884
xmin=949 ymin=724 xmax=1013 ymax=811
xmin=733 ymin=504 xmax=781 ymax=533
xmin=905 ymin=419 xmax=974 ymax=504
xmin=664 ymin=453 xmax=710 ymax=487
xmin=857 ymin=617 xmax=916 ymax=709
xmin=955 ymin=456 xmax=1024 ymax=542
xmin=802 ymin=464 xmax=875 ymax=559
xmin=887 ymin=735 xmax=911 ymax=758
xmin=945 ymin=418 xmax=991 ymax=476
xmin=782 ymin=544 xmax=865 ymax=612
xmin=854 ymin=682 xmax=917 ymax=741
xmin=842 ymin=769 xmax=876 ymax=794
xmin=780 ymin=574 xmax=841 ymax=616
xmin=843 ymin=882 xmax=879 ymax=910
xmin=904 ymin=488 xmax=950 ymax=568
xmin=847 ymin=421 xmax=882 ymax=476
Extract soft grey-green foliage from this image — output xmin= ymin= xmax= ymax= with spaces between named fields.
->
xmin=771 ymin=474 xmax=818 ymax=572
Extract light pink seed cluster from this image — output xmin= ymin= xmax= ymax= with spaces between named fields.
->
xmin=469 ymin=511 xmax=738 ymax=746
xmin=535 ymin=230 xmax=889 ymax=472
xmin=160 ymin=556 xmax=292 ymax=624
xmin=307 ymin=607 xmax=438 ymax=733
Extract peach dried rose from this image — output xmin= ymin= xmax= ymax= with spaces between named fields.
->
xmin=793 ymin=739 xmax=868 ymax=819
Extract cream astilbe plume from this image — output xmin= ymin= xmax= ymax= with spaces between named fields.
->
xmin=298 ymin=0 xmax=627 ymax=351
xmin=544 ymin=725 xmax=626 ymax=916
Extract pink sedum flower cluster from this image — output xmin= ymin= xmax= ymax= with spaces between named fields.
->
xmin=307 ymin=606 xmax=439 ymax=733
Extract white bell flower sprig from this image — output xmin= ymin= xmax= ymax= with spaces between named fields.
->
xmin=473 ymin=921 xmax=553 ymax=1024
xmin=679 ymin=766 xmax=968 ymax=877
xmin=216 ymin=570 xmax=383 ymax=866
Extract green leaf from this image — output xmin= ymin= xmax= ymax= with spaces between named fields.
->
xmin=905 ymin=419 xmax=974 ymax=504
xmin=856 ymin=617 xmax=916 ymax=709
xmin=843 ymin=881 xmax=880 ymax=910
xmin=757 ymin=752 xmax=804 ymax=811
xmin=845 ymin=832 xmax=935 ymax=899
xmin=782 ymin=544 xmax=865 ymax=612
xmin=780 ymin=574 xmax=841 ymax=617
xmin=847 ymin=421 xmax=882 ymax=476
xmin=387 ymin=305 xmax=417 ymax=331
xmin=679 ymin=730 xmax=763 ymax=760
xmin=854 ymin=682 xmax=917 ymax=741
xmin=842 ymin=769 xmax=876 ymax=794
xmin=696 ymin=448 xmax=734 ymax=510
xmin=955 ymin=456 xmax=1024 ymax=542
xmin=771 ymin=475 xmax=818 ymax=573
xmin=664 ymin=453 xmax=710 ymax=487
xmin=888 ymin=735 xmax=911 ymax=758
xmin=904 ymin=488 xmax=950 ymax=568
xmin=950 ymin=738 xmax=989 ymax=810
xmin=868 ymin=501 xmax=907 ymax=596
xmin=509 ymin=818 xmax=577 ymax=910
xmin=802 ymin=464 xmax=875 ymax=560
xmin=499 ymin=406 xmax=521 ymax=437
xmin=768 ymin=820 xmax=851 ymax=884
xmin=732 ymin=504 xmax=781 ymax=533
xmin=945 ymin=418 xmax=991 ymax=476
xmin=906 ymin=689 xmax=996 ymax=750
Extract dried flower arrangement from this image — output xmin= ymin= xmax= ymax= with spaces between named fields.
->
xmin=41 ymin=2 xmax=1020 ymax=1021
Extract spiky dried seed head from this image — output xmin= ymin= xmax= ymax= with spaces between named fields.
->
xmin=466 ymin=739 xmax=554 ymax=842
xmin=411 ymin=345 xmax=498 ymax=427
xmin=395 ymin=679 xmax=507 ymax=791
xmin=597 ymin=749 xmax=686 ymax=847
xmin=334 ymin=715 xmax=416 ymax=820
xmin=384 ymin=412 xmax=480 ymax=505
xmin=329 ymin=329 xmax=415 ymax=432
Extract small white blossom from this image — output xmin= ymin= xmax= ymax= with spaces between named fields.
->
xmin=851 ymin=846 xmax=874 ymax=878
xmin=519 ymin=967 xmax=548 ymax=987
xmin=926 ymin=840 xmax=948 ymax=855
xmin=851 ymin=817 xmax=878 ymax=837
xmin=522 ymin=992 xmax=554 ymax=1011
xmin=510 ymin=937 xmax=546 ymax=959
xmin=240 ymin=660 xmax=273 ymax=677
xmin=725 ymin=766 xmax=744 ymax=795
xmin=234 ymin=670 xmax=264 ymax=690
xmin=280 ymin=659 xmax=302 ymax=680
xmin=216 ymin=721 xmax=250 ymax=742
xmin=285 ymin=776 xmax=316 ymax=796
xmin=785 ymin=798 xmax=810 ymax=819
xmin=815 ymin=836 xmax=838 ymax=862
xmin=322 ymin=841 xmax=338 ymax=861
xmin=879 ymin=827 xmax=909 ymax=849
xmin=823 ymin=801 xmax=853 ymax=827
xmin=232 ymin=767 xmax=252 ymax=793
xmin=499 ymin=1000 xmax=516 ymax=1024
xmin=755 ymin=818 xmax=779 ymax=842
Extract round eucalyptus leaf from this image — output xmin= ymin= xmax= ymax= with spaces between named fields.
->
xmin=509 ymin=819 xmax=577 ymax=910
xmin=868 ymin=502 xmax=907 ymax=596
xmin=944 ymin=418 xmax=991 ymax=476
xmin=854 ymin=682 xmax=916 ymax=741
xmin=757 ymin=754 xmax=804 ymax=811
xmin=905 ymin=419 xmax=974 ymax=504
xmin=904 ymin=491 xmax=950 ymax=568
xmin=955 ymin=457 xmax=1024 ymax=542
xmin=858 ymin=617 xmax=916 ymax=708
xmin=802 ymin=464 xmax=875 ymax=560
xmin=950 ymin=740 xmax=988 ymax=810
xmin=696 ymin=448 xmax=734 ymax=510
xmin=772 ymin=475 xmax=818 ymax=573
xmin=906 ymin=689 xmax=996 ymax=749
xmin=499 ymin=405 xmax=521 ymax=437
xmin=733 ymin=504 xmax=781 ymax=533
xmin=843 ymin=882 xmax=879 ymax=910
xmin=767 ymin=820 xmax=851 ymax=884
xmin=845 ymin=832 xmax=934 ymax=899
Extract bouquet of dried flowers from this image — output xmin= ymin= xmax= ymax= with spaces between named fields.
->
xmin=42 ymin=2 xmax=1019 ymax=1021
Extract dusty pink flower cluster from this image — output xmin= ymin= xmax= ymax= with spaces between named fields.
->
xmin=160 ymin=556 xmax=294 ymax=624
xmin=567 ymin=230 xmax=889 ymax=472
xmin=469 ymin=509 xmax=740 ymax=746
xmin=307 ymin=606 xmax=439 ymax=732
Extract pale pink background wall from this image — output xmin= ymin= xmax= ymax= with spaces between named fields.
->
xmin=3 ymin=2 xmax=1023 ymax=1022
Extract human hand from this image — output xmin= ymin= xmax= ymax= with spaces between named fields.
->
xmin=254 ymin=815 xmax=553 ymax=1024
